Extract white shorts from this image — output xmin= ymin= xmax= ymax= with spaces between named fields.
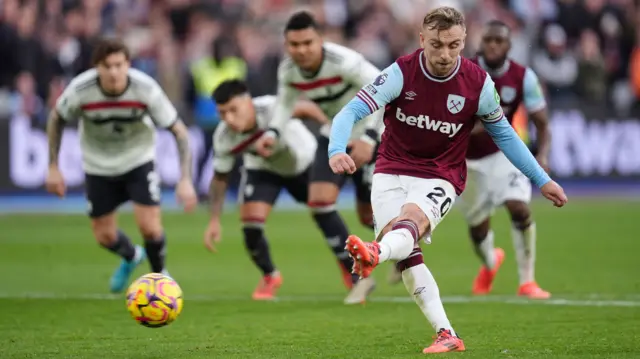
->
xmin=457 ymin=151 xmax=532 ymax=226
xmin=371 ymin=173 xmax=457 ymax=244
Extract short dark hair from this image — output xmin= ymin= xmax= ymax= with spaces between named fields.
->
xmin=422 ymin=6 xmax=466 ymax=32
xmin=284 ymin=11 xmax=318 ymax=33
xmin=486 ymin=20 xmax=511 ymax=33
xmin=212 ymin=79 xmax=249 ymax=104
xmin=91 ymin=38 xmax=130 ymax=66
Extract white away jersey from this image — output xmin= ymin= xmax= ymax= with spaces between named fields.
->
xmin=55 ymin=68 xmax=177 ymax=176
xmin=272 ymin=42 xmax=384 ymax=140
xmin=213 ymin=95 xmax=316 ymax=176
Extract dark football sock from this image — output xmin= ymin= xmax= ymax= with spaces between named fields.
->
xmin=243 ymin=226 xmax=276 ymax=275
xmin=103 ymin=230 xmax=136 ymax=262
xmin=144 ymin=233 xmax=166 ymax=273
xmin=311 ymin=211 xmax=359 ymax=283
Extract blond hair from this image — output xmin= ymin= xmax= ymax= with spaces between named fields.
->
xmin=422 ymin=6 xmax=466 ymax=31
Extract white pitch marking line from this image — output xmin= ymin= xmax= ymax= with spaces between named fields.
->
xmin=0 ymin=292 xmax=639 ymax=307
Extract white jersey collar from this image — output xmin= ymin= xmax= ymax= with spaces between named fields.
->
xmin=419 ymin=52 xmax=461 ymax=83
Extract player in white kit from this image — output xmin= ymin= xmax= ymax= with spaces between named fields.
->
xmin=45 ymin=39 xmax=197 ymax=293
xmin=203 ymin=79 xmax=325 ymax=300
xmin=253 ymin=12 xmax=383 ymax=303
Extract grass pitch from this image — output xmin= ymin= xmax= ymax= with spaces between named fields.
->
xmin=0 ymin=200 xmax=639 ymax=358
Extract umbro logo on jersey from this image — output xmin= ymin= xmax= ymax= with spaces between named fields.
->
xmin=404 ymin=91 xmax=417 ymax=100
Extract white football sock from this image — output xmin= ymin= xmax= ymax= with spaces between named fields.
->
xmin=378 ymin=228 xmax=414 ymax=262
xmin=402 ymin=263 xmax=456 ymax=336
xmin=473 ymin=230 xmax=496 ymax=269
xmin=511 ymin=222 xmax=536 ymax=285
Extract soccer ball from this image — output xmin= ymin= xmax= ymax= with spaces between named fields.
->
xmin=125 ymin=273 xmax=184 ymax=328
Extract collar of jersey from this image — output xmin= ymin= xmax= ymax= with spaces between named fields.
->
xmin=478 ymin=56 xmax=511 ymax=78
xmin=97 ymin=77 xmax=131 ymax=97
xmin=419 ymin=52 xmax=461 ymax=83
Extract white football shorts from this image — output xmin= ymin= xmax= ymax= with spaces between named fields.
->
xmin=371 ymin=173 xmax=457 ymax=244
xmin=457 ymin=151 xmax=532 ymax=226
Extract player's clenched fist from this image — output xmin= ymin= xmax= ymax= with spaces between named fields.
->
xmin=329 ymin=153 xmax=356 ymax=174
xmin=45 ymin=166 xmax=66 ymax=198
xmin=540 ymin=180 xmax=568 ymax=207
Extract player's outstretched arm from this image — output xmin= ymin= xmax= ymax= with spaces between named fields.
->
xmin=46 ymin=82 xmax=78 ymax=198
xmin=168 ymin=121 xmax=197 ymax=212
xmin=146 ymin=82 xmax=197 ymax=212
xmin=328 ymin=63 xmax=403 ymax=174
xmin=204 ymin=171 xmax=230 ymax=253
xmin=46 ymin=110 xmax=64 ymax=169
xmin=45 ymin=110 xmax=67 ymax=197
xmin=476 ymin=77 xmax=567 ymax=207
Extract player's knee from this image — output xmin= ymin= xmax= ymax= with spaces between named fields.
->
xmin=308 ymin=182 xmax=339 ymax=204
xmin=397 ymin=203 xmax=429 ymax=232
xmin=91 ymin=221 xmax=117 ymax=246
xmin=138 ymin=222 xmax=163 ymax=240
xmin=469 ymin=221 xmax=490 ymax=245
xmin=396 ymin=247 xmax=424 ymax=272
xmin=504 ymin=200 xmax=531 ymax=225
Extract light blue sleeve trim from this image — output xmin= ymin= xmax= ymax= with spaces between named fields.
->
xmin=356 ymin=63 xmax=404 ymax=112
xmin=482 ymin=117 xmax=551 ymax=188
xmin=475 ymin=75 xmax=504 ymax=123
xmin=328 ymin=97 xmax=371 ymax=158
xmin=523 ymin=67 xmax=547 ymax=113
xmin=327 ymin=63 xmax=403 ymax=158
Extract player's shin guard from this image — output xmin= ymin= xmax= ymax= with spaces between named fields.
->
xmin=144 ymin=233 xmax=166 ymax=273
xmin=310 ymin=206 xmax=358 ymax=284
xmin=242 ymin=224 xmax=276 ymax=275
xmin=378 ymin=220 xmax=419 ymax=262
xmin=103 ymin=230 xmax=136 ymax=262
xmin=511 ymin=221 xmax=536 ymax=284
xmin=398 ymin=248 xmax=456 ymax=336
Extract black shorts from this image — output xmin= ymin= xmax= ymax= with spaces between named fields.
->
xmin=239 ymin=167 xmax=309 ymax=205
xmin=310 ymin=135 xmax=376 ymax=203
xmin=85 ymin=161 xmax=160 ymax=218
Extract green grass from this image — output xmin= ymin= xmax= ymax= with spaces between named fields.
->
xmin=0 ymin=200 xmax=639 ymax=358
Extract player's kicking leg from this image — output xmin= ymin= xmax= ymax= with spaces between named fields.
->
xmin=85 ymin=172 xmax=145 ymax=293
xmin=239 ymin=170 xmax=284 ymax=300
xmin=346 ymin=174 xmax=464 ymax=353
xmin=504 ymin=200 xmax=550 ymax=299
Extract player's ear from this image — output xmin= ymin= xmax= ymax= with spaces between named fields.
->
xmin=419 ymin=32 xmax=425 ymax=48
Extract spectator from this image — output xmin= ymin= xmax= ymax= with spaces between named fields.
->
xmin=575 ymin=29 xmax=607 ymax=103
xmin=531 ymin=24 xmax=578 ymax=100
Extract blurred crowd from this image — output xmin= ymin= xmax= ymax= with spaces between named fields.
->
xmin=1 ymin=0 xmax=640 ymax=125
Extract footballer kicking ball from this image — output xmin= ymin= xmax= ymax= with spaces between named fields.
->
xmin=126 ymin=273 xmax=184 ymax=328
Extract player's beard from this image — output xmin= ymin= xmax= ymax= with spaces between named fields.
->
xmin=481 ymin=54 xmax=507 ymax=71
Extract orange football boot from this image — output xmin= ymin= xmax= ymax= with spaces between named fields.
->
xmin=344 ymin=235 xmax=380 ymax=278
xmin=472 ymin=247 xmax=505 ymax=295
xmin=518 ymin=281 xmax=551 ymax=299
xmin=423 ymin=329 xmax=465 ymax=354
xmin=252 ymin=273 xmax=283 ymax=300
